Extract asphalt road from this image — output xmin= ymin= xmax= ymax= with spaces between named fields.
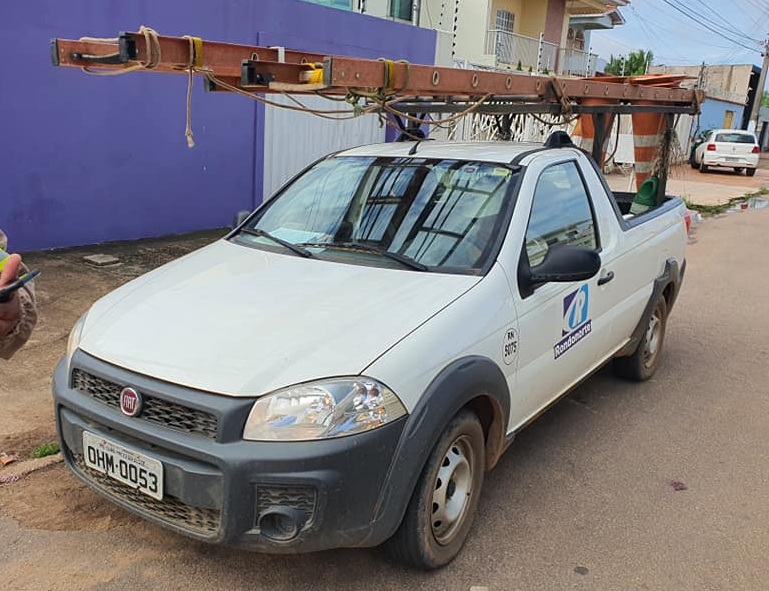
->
xmin=1 ymin=209 xmax=768 ymax=591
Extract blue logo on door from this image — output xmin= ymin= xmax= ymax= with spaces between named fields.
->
xmin=555 ymin=284 xmax=592 ymax=360
xmin=562 ymin=284 xmax=590 ymax=336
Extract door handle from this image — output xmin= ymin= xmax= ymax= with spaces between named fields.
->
xmin=597 ymin=270 xmax=615 ymax=286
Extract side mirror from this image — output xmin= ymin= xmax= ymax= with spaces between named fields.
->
xmin=232 ymin=210 xmax=251 ymax=228
xmin=524 ymin=244 xmax=601 ymax=289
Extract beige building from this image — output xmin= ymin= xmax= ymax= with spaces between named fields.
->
xmin=428 ymin=0 xmax=629 ymax=74
xmin=336 ymin=0 xmax=629 ymax=76
xmin=648 ymin=63 xmax=761 ymax=130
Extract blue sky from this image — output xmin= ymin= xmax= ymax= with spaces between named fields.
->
xmin=590 ymin=0 xmax=767 ymax=68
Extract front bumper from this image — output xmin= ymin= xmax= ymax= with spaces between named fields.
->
xmin=53 ymin=351 xmax=408 ymax=552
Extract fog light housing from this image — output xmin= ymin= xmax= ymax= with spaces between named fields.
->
xmin=257 ymin=507 xmax=307 ymax=542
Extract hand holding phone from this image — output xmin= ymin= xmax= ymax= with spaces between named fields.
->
xmin=0 ymin=269 xmax=41 ymax=303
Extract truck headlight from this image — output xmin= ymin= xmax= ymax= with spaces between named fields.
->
xmin=66 ymin=313 xmax=87 ymax=369
xmin=243 ymin=378 xmax=407 ymax=441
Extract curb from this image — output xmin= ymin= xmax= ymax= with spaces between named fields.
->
xmin=0 ymin=453 xmax=63 ymax=484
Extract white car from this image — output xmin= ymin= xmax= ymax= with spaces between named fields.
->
xmin=693 ymin=128 xmax=760 ymax=176
xmin=54 ymin=134 xmax=687 ymax=569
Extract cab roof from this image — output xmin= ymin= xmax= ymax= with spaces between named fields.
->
xmin=337 ymin=141 xmax=547 ymax=164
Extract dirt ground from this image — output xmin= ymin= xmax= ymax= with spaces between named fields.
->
xmin=605 ymin=153 xmax=769 ymax=207
xmin=2 ymin=187 xmax=769 ymax=589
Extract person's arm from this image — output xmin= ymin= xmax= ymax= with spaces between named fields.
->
xmin=0 ymin=251 xmax=38 ymax=360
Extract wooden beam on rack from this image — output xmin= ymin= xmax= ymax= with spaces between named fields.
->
xmin=52 ymin=32 xmax=327 ymax=79
xmin=323 ymin=57 xmax=699 ymax=104
xmin=50 ymin=29 xmax=704 ymax=110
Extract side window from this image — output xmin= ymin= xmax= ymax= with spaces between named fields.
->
xmin=524 ymin=161 xmax=598 ymax=266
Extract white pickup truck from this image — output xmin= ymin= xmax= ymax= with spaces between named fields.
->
xmin=54 ymin=133 xmax=686 ymax=569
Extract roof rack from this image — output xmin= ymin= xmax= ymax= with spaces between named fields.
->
xmin=51 ymin=28 xmax=702 ymax=114
xmin=50 ymin=27 xmax=703 ymax=202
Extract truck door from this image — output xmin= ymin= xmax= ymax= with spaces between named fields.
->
xmin=511 ymin=160 xmax=606 ymax=426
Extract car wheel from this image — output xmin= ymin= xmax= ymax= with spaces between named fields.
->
xmin=689 ymin=153 xmax=698 ymax=169
xmin=746 ymin=168 xmax=756 ymax=177
xmin=734 ymin=168 xmax=744 ymax=174
xmin=385 ymin=410 xmax=485 ymax=570
xmin=699 ymin=160 xmax=709 ymax=173
xmin=613 ymin=295 xmax=668 ymax=382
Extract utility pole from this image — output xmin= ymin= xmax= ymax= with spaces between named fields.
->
xmin=748 ymin=37 xmax=769 ymax=132
xmin=696 ymin=61 xmax=705 ymax=88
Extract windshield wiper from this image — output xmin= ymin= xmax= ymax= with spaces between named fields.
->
xmin=298 ymin=241 xmax=429 ymax=271
xmin=238 ymin=228 xmax=316 ymax=259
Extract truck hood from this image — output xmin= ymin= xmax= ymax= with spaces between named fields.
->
xmin=79 ymin=239 xmax=479 ymax=397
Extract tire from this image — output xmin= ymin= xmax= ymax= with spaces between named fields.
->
xmin=613 ymin=295 xmax=668 ymax=382
xmin=699 ymin=160 xmax=709 ymax=173
xmin=746 ymin=168 xmax=756 ymax=177
xmin=689 ymin=154 xmax=697 ymax=169
xmin=734 ymin=167 xmax=744 ymax=174
xmin=385 ymin=410 xmax=485 ymax=570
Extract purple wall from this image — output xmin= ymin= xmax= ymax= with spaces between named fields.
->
xmin=0 ymin=1 xmax=435 ymax=252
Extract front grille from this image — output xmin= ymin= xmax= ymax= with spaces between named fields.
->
xmin=71 ymin=452 xmax=221 ymax=536
xmin=72 ymin=369 xmax=218 ymax=439
xmin=256 ymin=484 xmax=317 ymax=527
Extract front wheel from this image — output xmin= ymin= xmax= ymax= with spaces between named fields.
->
xmin=385 ymin=410 xmax=485 ymax=570
xmin=613 ymin=296 xmax=668 ymax=382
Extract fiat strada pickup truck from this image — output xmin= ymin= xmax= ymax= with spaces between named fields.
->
xmin=54 ymin=133 xmax=686 ymax=569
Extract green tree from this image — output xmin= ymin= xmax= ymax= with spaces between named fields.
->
xmin=604 ymin=49 xmax=654 ymax=76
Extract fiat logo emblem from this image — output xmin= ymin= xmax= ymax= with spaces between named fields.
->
xmin=119 ymin=387 xmax=143 ymax=417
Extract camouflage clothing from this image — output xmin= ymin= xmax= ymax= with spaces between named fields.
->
xmin=0 ymin=229 xmax=38 ymax=359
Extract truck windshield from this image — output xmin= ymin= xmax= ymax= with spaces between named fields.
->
xmin=237 ymin=156 xmax=519 ymax=274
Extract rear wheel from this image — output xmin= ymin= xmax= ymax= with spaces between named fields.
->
xmin=385 ymin=410 xmax=485 ymax=570
xmin=699 ymin=160 xmax=709 ymax=173
xmin=746 ymin=168 xmax=756 ymax=177
xmin=734 ymin=167 xmax=744 ymax=174
xmin=613 ymin=296 xmax=668 ymax=382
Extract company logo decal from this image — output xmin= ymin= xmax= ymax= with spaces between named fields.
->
xmin=119 ymin=387 xmax=143 ymax=417
xmin=554 ymin=284 xmax=591 ymax=359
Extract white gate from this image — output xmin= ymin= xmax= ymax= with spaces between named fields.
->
xmin=262 ymin=95 xmax=386 ymax=199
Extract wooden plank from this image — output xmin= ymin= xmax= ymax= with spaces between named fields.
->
xmin=52 ymin=31 xmax=702 ymax=107
xmin=53 ymin=39 xmax=121 ymax=67
xmin=325 ymin=57 xmax=545 ymax=97
xmin=125 ymin=32 xmax=327 ymax=78
xmin=325 ymin=57 xmax=700 ymax=104
xmin=53 ymin=32 xmax=327 ymax=79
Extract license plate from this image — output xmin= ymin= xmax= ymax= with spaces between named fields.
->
xmin=82 ymin=431 xmax=163 ymax=500
xmin=725 ymin=157 xmax=739 ymax=162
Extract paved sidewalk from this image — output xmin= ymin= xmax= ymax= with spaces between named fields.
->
xmin=606 ymin=153 xmax=769 ymax=207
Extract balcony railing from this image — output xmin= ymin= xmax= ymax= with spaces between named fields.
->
xmin=557 ymin=48 xmax=598 ymax=78
xmin=484 ymin=29 xmax=558 ymax=72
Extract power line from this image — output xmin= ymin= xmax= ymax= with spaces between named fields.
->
xmin=664 ymin=0 xmax=762 ymax=49
xmin=718 ymin=15 xmax=766 ymax=63
xmin=742 ymin=0 xmax=769 ymax=16
xmin=689 ymin=0 xmax=758 ymax=41
xmin=616 ymin=3 xmax=753 ymax=68
xmin=630 ymin=5 xmax=742 ymax=53
xmin=658 ymin=0 xmax=761 ymax=52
